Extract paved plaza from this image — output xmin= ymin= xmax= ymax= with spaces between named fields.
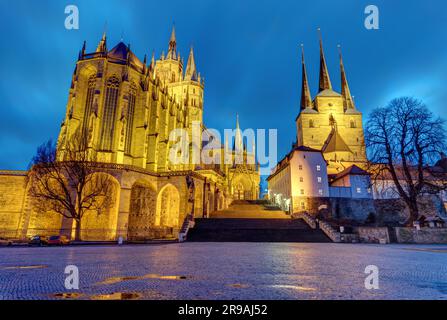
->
xmin=1 ymin=243 xmax=447 ymax=300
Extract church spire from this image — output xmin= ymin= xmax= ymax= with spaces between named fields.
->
xmin=167 ymin=24 xmax=177 ymax=60
xmin=234 ymin=114 xmax=243 ymax=152
xmin=96 ymin=32 xmax=107 ymax=53
xmin=300 ymin=44 xmax=313 ymax=110
xmin=184 ymin=46 xmax=198 ymax=81
xmin=338 ymin=45 xmax=355 ymax=110
xmin=318 ymin=28 xmax=332 ymax=92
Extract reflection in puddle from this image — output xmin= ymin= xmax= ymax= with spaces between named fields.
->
xmin=228 ymin=283 xmax=250 ymax=289
xmin=3 ymin=265 xmax=47 ymax=270
xmin=404 ymin=248 xmax=447 ymax=254
xmin=53 ymin=293 xmax=83 ymax=299
xmin=271 ymin=285 xmax=316 ymax=291
xmin=97 ymin=274 xmax=188 ymax=285
xmin=91 ymin=292 xmax=142 ymax=300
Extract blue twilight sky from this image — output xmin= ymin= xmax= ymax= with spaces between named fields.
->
xmin=0 ymin=0 xmax=446 ymax=175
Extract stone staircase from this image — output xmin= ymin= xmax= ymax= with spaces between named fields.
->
xmin=187 ymin=202 xmax=331 ymax=242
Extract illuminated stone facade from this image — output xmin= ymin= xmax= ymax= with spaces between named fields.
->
xmin=0 ymin=27 xmax=260 ymax=240
xmin=268 ymin=36 xmax=371 ymax=215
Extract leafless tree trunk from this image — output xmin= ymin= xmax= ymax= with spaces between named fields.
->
xmin=27 ymin=131 xmax=115 ymax=241
xmin=365 ymin=97 xmax=447 ymax=226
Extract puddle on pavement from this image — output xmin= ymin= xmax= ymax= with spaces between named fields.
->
xmin=52 ymin=292 xmax=83 ymax=299
xmin=3 ymin=265 xmax=48 ymax=270
xmin=404 ymin=248 xmax=447 ymax=253
xmin=91 ymin=292 xmax=142 ymax=300
xmin=270 ymin=285 xmax=316 ymax=291
xmin=97 ymin=274 xmax=189 ymax=285
xmin=228 ymin=283 xmax=250 ymax=289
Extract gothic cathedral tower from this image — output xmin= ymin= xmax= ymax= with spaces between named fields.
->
xmin=295 ymin=32 xmax=367 ymax=174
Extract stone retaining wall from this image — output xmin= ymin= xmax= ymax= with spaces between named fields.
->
xmin=355 ymin=227 xmax=390 ymax=243
xmin=395 ymin=227 xmax=447 ymax=244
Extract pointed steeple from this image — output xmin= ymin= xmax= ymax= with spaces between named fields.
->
xmin=234 ymin=114 xmax=243 ymax=152
xmin=96 ymin=32 xmax=107 ymax=53
xmin=81 ymin=40 xmax=86 ymax=57
xmin=338 ymin=45 xmax=355 ymax=111
xmin=318 ymin=28 xmax=332 ymax=92
xmin=300 ymin=44 xmax=313 ymax=110
xmin=184 ymin=46 xmax=198 ymax=81
xmin=167 ymin=25 xmax=177 ymax=59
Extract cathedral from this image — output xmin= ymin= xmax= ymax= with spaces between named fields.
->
xmin=268 ymin=33 xmax=371 ymax=214
xmin=0 ymin=27 xmax=260 ymax=241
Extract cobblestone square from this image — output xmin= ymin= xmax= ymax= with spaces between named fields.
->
xmin=1 ymin=243 xmax=447 ymax=300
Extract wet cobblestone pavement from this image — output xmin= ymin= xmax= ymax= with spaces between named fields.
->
xmin=1 ymin=243 xmax=447 ymax=300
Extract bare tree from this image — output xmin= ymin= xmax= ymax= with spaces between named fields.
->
xmin=28 ymin=131 xmax=115 ymax=240
xmin=365 ymin=97 xmax=447 ymax=225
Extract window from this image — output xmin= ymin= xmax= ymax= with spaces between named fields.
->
xmin=300 ymin=201 xmax=305 ymax=210
xmin=125 ymin=83 xmax=137 ymax=155
xmin=299 ymin=165 xmax=303 ymax=170
xmin=317 ymin=177 xmax=322 ymax=183
xmin=299 ymin=177 xmax=304 ymax=182
xmin=309 ymin=119 xmax=314 ymax=128
xmin=300 ymin=189 xmax=304 ymax=195
xmin=318 ymin=189 xmax=323 ymax=196
xmin=82 ymin=75 xmax=96 ymax=138
xmin=100 ymin=76 xmax=120 ymax=151
xmin=350 ymin=119 xmax=356 ymax=128
xmin=316 ymin=165 xmax=321 ymax=172
xmin=367 ymin=188 xmax=371 ymax=194
xmin=356 ymin=187 xmax=361 ymax=194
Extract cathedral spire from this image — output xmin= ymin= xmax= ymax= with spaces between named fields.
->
xmin=96 ymin=32 xmax=107 ymax=53
xmin=234 ymin=114 xmax=243 ymax=152
xmin=318 ymin=28 xmax=332 ymax=92
xmin=167 ymin=24 xmax=177 ymax=60
xmin=338 ymin=45 xmax=355 ymax=111
xmin=184 ymin=46 xmax=198 ymax=81
xmin=300 ymin=44 xmax=313 ymax=110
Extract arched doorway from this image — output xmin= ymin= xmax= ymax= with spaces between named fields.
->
xmin=128 ymin=180 xmax=157 ymax=240
xmin=156 ymin=184 xmax=180 ymax=228
xmin=235 ymin=182 xmax=244 ymax=200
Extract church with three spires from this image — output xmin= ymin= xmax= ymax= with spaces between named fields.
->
xmin=267 ymin=31 xmax=372 ymax=214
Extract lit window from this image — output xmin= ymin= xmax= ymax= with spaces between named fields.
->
xmin=317 ymin=177 xmax=322 ymax=183
xmin=316 ymin=165 xmax=321 ymax=171
xmin=100 ymin=76 xmax=120 ymax=151
xmin=82 ymin=75 xmax=96 ymax=138
xmin=367 ymin=188 xmax=371 ymax=194
xmin=318 ymin=189 xmax=323 ymax=196
xmin=125 ymin=83 xmax=137 ymax=155
xmin=356 ymin=187 xmax=361 ymax=193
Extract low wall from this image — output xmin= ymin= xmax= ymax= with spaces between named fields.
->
xmin=0 ymin=171 xmax=28 ymax=238
xmin=395 ymin=227 xmax=447 ymax=244
xmin=355 ymin=227 xmax=390 ymax=243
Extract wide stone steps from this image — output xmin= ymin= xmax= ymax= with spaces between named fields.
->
xmin=187 ymin=218 xmax=331 ymax=243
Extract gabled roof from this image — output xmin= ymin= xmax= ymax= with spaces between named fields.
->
xmin=293 ymin=145 xmax=321 ymax=153
xmin=322 ymin=129 xmax=352 ymax=154
xmin=315 ymin=89 xmax=341 ymax=97
xmin=107 ymin=42 xmax=144 ymax=70
xmin=330 ymin=164 xmax=370 ymax=182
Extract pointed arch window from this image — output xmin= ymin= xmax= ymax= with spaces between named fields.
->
xmin=125 ymin=83 xmax=137 ymax=155
xmin=350 ymin=119 xmax=356 ymax=128
xmin=82 ymin=75 xmax=96 ymax=138
xmin=309 ymin=119 xmax=314 ymax=128
xmin=99 ymin=76 xmax=120 ymax=151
